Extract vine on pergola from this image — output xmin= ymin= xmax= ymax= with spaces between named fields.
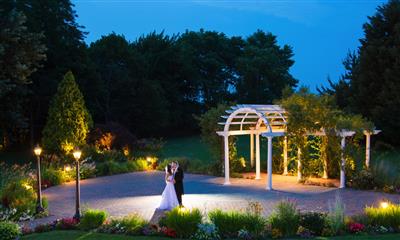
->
xmin=280 ymin=87 xmax=373 ymax=179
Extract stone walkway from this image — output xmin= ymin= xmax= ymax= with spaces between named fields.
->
xmin=23 ymin=171 xmax=400 ymax=227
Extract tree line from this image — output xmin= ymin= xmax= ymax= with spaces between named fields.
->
xmin=1 ymin=0 xmax=400 ymax=150
xmin=0 ymin=0 xmax=297 ymax=149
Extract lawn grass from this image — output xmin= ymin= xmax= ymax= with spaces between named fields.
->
xmin=160 ymin=135 xmax=270 ymax=164
xmin=20 ymin=230 xmax=400 ymax=240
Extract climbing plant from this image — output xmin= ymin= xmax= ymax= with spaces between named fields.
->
xmin=280 ymin=87 xmax=373 ymax=180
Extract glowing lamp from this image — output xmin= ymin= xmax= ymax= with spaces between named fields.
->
xmin=34 ymin=145 xmax=42 ymax=156
xmin=380 ymin=201 xmax=389 ymax=209
xmin=146 ymin=157 xmax=152 ymax=162
xmin=65 ymin=165 xmax=72 ymax=172
xmin=73 ymin=147 xmax=82 ymax=161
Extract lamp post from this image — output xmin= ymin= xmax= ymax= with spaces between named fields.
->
xmin=73 ymin=147 xmax=82 ymax=220
xmin=33 ymin=145 xmax=44 ymax=213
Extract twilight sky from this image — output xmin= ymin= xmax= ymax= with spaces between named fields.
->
xmin=73 ymin=0 xmax=387 ymax=91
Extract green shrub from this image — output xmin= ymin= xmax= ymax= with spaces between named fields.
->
xmin=93 ymin=150 xmax=128 ymax=162
xmin=1 ymin=179 xmax=36 ymax=214
xmin=126 ymin=160 xmax=139 ymax=171
xmin=327 ymin=195 xmax=346 ymax=234
xmin=80 ymin=161 xmax=97 ymax=179
xmin=299 ymin=212 xmax=326 ymax=236
xmin=365 ymin=202 xmax=400 ymax=229
xmin=350 ymin=169 xmax=377 ymax=190
xmin=231 ymin=157 xmax=246 ymax=172
xmin=268 ymin=199 xmax=300 ymax=237
xmin=96 ymin=161 xmax=128 ymax=176
xmin=209 ymin=209 xmax=266 ymax=238
xmin=158 ymin=157 xmax=211 ymax=174
xmin=0 ymin=221 xmax=21 ymax=240
xmin=135 ymin=158 xmax=150 ymax=171
xmin=164 ymin=207 xmax=202 ymax=238
xmin=79 ymin=209 xmax=108 ymax=230
xmin=107 ymin=214 xmax=148 ymax=235
xmin=42 ymin=167 xmax=72 ymax=186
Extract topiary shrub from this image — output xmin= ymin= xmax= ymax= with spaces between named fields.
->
xmin=79 ymin=209 xmax=108 ymax=230
xmin=0 ymin=221 xmax=21 ymax=240
xmin=209 ymin=209 xmax=266 ymax=238
xmin=268 ymin=199 xmax=300 ymax=237
xmin=299 ymin=212 xmax=326 ymax=236
xmin=163 ymin=207 xmax=202 ymax=238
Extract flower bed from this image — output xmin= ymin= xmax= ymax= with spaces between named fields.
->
xmin=11 ymin=200 xmax=400 ymax=239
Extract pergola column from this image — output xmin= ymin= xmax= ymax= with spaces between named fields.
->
xmin=266 ymin=136 xmax=273 ymax=190
xmin=283 ymin=136 xmax=288 ymax=175
xmin=297 ymin=147 xmax=302 ymax=182
xmin=255 ymin=133 xmax=261 ymax=180
xmin=365 ymin=132 xmax=371 ymax=168
xmin=250 ymin=133 xmax=255 ymax=168
xmin=340 ymin=137 xmax=346 ymax=188
xmin=223 ymin=135 xmax=230 ymax=185
xmin=322 ymin=137 xmax=328 ymax=179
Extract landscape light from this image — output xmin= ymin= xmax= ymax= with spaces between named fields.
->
xmin=34 ymin=145 xmax=42 ymax=156
xmin=380 ymin=201 xmax=389 ymax=209
xmin=73 ymin=148 xmax=82 ymax=161
xmin=33 ymin=144 xmax=44 ymax=213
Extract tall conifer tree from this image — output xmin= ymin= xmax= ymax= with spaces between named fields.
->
xmin=42 ymin=71 xmax=92 ymax=154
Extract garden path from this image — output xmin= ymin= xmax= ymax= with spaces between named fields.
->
xmin=25 ymin=171 xmax=400 ymax=227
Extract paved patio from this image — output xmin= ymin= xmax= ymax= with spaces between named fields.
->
xmin=25 ymin=171 xmax=400 ymax=227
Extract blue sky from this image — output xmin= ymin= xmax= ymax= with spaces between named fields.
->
xmin=73 ymin=0 xmax=387 ymax=91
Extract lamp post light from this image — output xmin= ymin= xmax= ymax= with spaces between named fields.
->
xmin=33 ymin=145 xmax=44 ymax=213
xmin=73 ymin=147 xmax=82 ymax=220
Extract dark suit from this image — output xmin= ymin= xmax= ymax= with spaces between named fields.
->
xmin=174 ymin=167 xmax=184 ymax=205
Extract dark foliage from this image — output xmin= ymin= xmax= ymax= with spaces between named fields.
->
xmin=320 ymin=0 xmax=400 ymax=145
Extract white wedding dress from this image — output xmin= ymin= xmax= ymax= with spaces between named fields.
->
xmin=158 ymin=175 xmax=179 ymax=210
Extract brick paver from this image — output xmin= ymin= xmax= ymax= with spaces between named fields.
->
xmin=23 ymin=171 xmax=400 ymax=228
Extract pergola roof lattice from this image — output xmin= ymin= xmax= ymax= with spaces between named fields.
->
xmin=217 ymin=104 xmax=287 ymax=136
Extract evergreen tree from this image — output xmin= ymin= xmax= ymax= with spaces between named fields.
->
xmin=0 ymin=3 xmax=46 ymax=148
xmin=42 ymin=71 xmax=92 ymax=154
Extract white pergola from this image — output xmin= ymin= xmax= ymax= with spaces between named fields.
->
xmin=216 ymin=104 xmax=380 ymax=190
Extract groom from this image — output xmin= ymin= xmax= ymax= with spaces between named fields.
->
xmin=172 ymin=161 xmax=184 ymax=206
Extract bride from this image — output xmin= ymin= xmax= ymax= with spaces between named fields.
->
xmin=158 ymin=164 xmax=179 ymax=210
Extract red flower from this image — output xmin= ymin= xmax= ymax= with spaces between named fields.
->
xmin=161 ymin=227 xmax=177 ymax=238
xmin=348 ymin=222 xmax=365 ymax=233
